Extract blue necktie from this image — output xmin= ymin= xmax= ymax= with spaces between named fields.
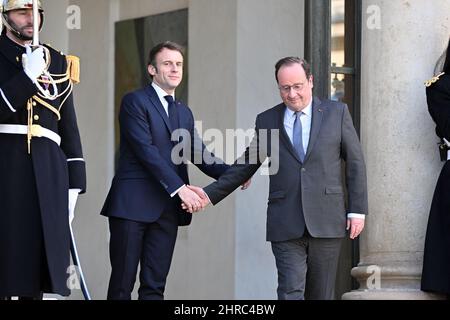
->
xmin=293 ymin=112 xmax=305 ymax=162
xmin=164 ymin=95 xmax=179 ymax=131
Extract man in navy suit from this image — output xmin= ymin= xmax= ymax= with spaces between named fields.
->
xmin=101 ymin=41 xmax=244 ymax=300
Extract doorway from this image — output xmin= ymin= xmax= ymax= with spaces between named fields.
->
xmin=305 ymin=0 xmax=362 ymax=298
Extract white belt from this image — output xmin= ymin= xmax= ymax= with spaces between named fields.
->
xmin=0 ymin=124 xmax=61 ymax=146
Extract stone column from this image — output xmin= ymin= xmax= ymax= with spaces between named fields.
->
xmin=343 ymin=0 xmax=450 ymax=300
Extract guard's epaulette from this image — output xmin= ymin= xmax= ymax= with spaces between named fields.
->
xmin=425 ymin=72 xmax=445 ymax=87
xmin=44 ymin=43 xmax=65 ymax=56
xmin=66 ymin=55 xmax=80 ymax=84
xmin=43 ymin=43 xmax=80 ymax=84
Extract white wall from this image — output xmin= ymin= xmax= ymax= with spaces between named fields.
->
xmin=63 ymin=0 xmax=119 ymax=300
xmin=40 ymin=0 xmax=69 ymax=52
xmin=234 ymin=0 xmax=304 ymax=299
xmin=167 ymin=0 xmax=239 ymax=300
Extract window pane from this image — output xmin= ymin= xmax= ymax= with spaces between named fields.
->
xmin=331 ymin=73 xmax=345 ymax=102
xmin=330 ymin=73 xmax=355 ymax=114
xmin=331 ymin=0 xmax=345 ymax=68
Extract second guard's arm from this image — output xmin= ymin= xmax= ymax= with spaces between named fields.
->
xmin=427 ymin=76 xmax=450 ymax=140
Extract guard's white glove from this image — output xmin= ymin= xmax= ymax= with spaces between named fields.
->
xmin=68 ymin=189 xmax=81 ymax=224
xmin=23 ymin=45 xmax=46 ymax=83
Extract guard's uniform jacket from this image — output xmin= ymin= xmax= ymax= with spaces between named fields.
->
xmin=421 ymin=72 xmax=450 ymax=295
xmin=0 ymin=34 xmax=86 ymax=297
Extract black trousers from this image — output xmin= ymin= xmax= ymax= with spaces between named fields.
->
xmin=271 ymin=231 xmax=342 ymax=300
xmin=107 ymin=204 xmax=178 ymax=300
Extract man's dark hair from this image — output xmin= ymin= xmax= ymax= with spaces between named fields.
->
xmin=275 ymin=57 xmax=311 ymax=83
xmin=147 ymin=41 xmax=185 ymax=68
xmin=443 ymin=39 xmax=450 ymax=74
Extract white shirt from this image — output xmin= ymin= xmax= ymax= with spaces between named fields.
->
xmin=283 ymin=100 xmax=364 ymax=221
xmin=151 ymin=82 xmax=175 ymax=116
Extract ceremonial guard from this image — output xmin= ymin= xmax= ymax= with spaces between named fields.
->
xmin=421 ymin=40 xmax=450 ymax=298
xmin=0 ymin=0 xmax=86 ymax=299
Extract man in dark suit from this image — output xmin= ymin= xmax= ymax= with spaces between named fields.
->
xmin=101 ymin=41 xmax=244 ymax=300
xmin=186 ymin=57 xmax=368 ymax=300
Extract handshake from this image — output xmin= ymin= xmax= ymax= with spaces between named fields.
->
xmin=178 ymin=180 xmax=251 ymax=213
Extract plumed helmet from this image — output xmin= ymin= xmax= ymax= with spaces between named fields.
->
xmin=2 ymin=0 xmax=43 ymax=13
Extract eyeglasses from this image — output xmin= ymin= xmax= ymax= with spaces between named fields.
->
xmin=278 ymin=83 xmax=306 ymax=94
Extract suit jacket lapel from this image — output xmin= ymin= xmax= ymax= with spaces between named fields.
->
xmin=277 ymin=104 xmax=303 ymax=164
xmin=304 ymin=97 xmax=324 ymax=162
xmin=144 ymin=84 xmax=173 ymax=133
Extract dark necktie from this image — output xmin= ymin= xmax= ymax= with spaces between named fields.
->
xmin=164 ymin=95 xmax=179 ymax=131
xmin=293 ymin=111 xmax=305 ymax=162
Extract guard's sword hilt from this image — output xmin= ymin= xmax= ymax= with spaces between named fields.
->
xmin=32 ymin=0 xmax=39 ymax=47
